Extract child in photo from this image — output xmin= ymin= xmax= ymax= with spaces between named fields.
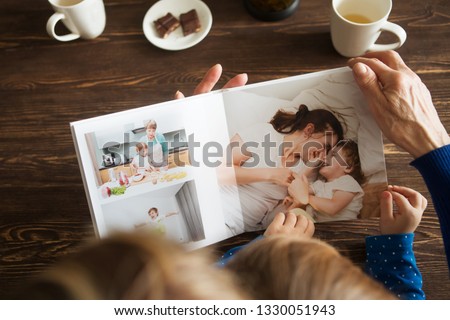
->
xmin=131 ymin=142 xmax=155 ymax=173
xmin=287 ymin=139 xmax=365 ymax=222
xmin=219 ymin=104 xmax=344 ymax=235
xmin=135 ymin=207 xmax=179 ymax=234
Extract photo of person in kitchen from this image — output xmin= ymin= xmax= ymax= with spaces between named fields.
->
xmin=84 ymin=117 xmax=191 ymax=188
xmin=101 ymin=180 xmax=205 ymax=244
xmin=131 ymin=142 xmax=154 ymax=172
xmin=139 ymin=119 xmax=169 ymax=171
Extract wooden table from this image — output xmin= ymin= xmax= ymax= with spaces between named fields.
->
xmin=1 ymin=0 xmax=449 ymax=299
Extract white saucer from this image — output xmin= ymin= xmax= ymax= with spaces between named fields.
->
xmin=132 ymin=173 xmax=144 ymax=182
xmin=143 ymin=0 xmax=213 ymax=51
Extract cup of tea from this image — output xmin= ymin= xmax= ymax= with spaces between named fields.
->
xmin=330 ymin=0 xmax=406 ymax=57
xmin=46 ymin=0 xmax=106 ymax=42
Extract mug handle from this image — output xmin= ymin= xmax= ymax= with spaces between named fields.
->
xmin=369 ymin=21 xmax=407 ymax=52
xmin=46 ymin=12 xmax=80 ymax=42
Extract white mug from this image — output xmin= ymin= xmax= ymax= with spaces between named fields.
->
xmin=330 ymin=0 xmax=407 ymax=57
xmin=46 ymin=0 xmax=106 ymax=42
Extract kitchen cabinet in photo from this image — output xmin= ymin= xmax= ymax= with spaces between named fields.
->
xmin=168 ymin=150 xmax=190 ymax=169
xmin=100 ymin=165 xmax=133 ymax=184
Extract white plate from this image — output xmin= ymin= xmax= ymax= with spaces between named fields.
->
xmin=132 ymin=174 xmax=144 ymax=182
xmin=143 ymin=0 xmax=213 ymax=51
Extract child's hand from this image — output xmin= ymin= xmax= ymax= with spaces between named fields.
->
xmin=379 ymin=185 xmax=427 ymax=235
xmin=288 ymin=173 xmax=310 ymax=205
xmin=283 ymin=196 xmax=294 ymax=207
xmin=306 ymin=148 xmax=325 ymax=167
xmin=264 ymin=212 xmax=315 ymax=238
xmin=269 ymin=168 xmax=294 ymax=187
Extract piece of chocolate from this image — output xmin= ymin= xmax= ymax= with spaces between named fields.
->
xmin=180 ymin=9 xmax=201 ymax=36
xmin=154 ymin=13 xmax=180 ymax=39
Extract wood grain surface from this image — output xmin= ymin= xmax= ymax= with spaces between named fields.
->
xmin=1 ymin=0 xmax=449 ymax=299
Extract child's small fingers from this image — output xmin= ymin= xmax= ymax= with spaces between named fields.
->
xmin=294 ymin=214 xmax=308 ymax=230
xmin=391 ymin=185 xmax=423 ymax=208
xmin=390 ymin=190 xmax=415 ymax=213
xmin=284 ymin=212 xmax=297 ymax=227
xmin=272 ymin=212 xmax=286 ymax=226
xmin=420 ymin=195 xmax=428 ymax=211
xmin=291 ymin=171 xmax=301 ymax=180
xmin=304 ymin=219 xmax=315 ymax=237
xmin=379 ymin=191 xmax=394 ymax=221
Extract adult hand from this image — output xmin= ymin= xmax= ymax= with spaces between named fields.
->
xmin=379 ymin=185 xmax=427 ymax=235
xmin=175 ymin=64 xmax=248 ymax=99
xmin=287 ymin=172 xmax=310 ymax=205
xmin=348 ymin=50 xmax=450 ymax=158
xmin=264 ymin=212 xmax=315 ymax=238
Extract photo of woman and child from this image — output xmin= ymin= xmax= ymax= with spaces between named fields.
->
xmin=285 ymin=139 xmax=365 ymax=223
xmin=218 ymin=72 xmax=386 ymax=236
xmin=131 ymin=119 xmax=169 ymax=173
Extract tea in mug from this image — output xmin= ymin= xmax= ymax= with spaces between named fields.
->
xmin=343 ymin=13 xmax=373 ymax=24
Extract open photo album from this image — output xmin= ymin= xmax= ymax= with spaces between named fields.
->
xmin=71 ymin=67 xmax=387 ymax=250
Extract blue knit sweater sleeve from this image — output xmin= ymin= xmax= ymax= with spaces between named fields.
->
xmin=365 ymin=233 xmax=425 ymax=300
xmin=410 ymin=144 xmax=450 ymax=269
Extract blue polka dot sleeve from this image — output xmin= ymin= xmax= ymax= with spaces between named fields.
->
xmin=365 ymin=233 xmax=425 ymax=300
xmin=217 ymin=235 xmax=264 ymax=268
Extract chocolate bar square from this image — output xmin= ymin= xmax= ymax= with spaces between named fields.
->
xmin=180 ymin=9 xmax=201 ymax=36
xmin=154 ymin=13 xmax=180 ymax=38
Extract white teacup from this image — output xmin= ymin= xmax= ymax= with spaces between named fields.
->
xmin=46 ymin=0 xmax=106 ymax=42
xmin=330 ymin=0 xmax=407 ymax=57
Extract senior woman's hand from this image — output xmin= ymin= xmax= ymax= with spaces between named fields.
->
xmin=175 ymin=64 xmax=248 ymax=99
xmin=348 ymin=51 xmax=450 ymax=158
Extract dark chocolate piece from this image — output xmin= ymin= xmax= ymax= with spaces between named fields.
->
xmin=180 ymin=9 xmax=201 ymax=36
xmin=154 ymin=13 xmax=180 ymax=38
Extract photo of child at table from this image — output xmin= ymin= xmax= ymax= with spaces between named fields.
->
xmin=218 ymin=104 xmax=344 ymax=235
xmin=286 ymin=139 xmax=365 ymax=222
xmin=135 ymin=207 xmax=179 ymax=234
xmin=130 ymin=142 xmax=155 ymax=173
xmin=139 ymin=119 xmax=168 ymax=170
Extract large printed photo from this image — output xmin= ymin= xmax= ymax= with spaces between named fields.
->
xmin=218 ymin=69 xmax=387 ymax=236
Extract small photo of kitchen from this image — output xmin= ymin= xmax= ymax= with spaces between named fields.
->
xmin=101 ymin=180 xmax=205 ymax=243
xmin=84 ymin=118 xmax=191 ymax=192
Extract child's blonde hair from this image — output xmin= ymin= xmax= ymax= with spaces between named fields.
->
xmin=20 ymin=231 xmax=246 ymax=299
xmin=226 ymin=236 xmax=394 ymax=300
